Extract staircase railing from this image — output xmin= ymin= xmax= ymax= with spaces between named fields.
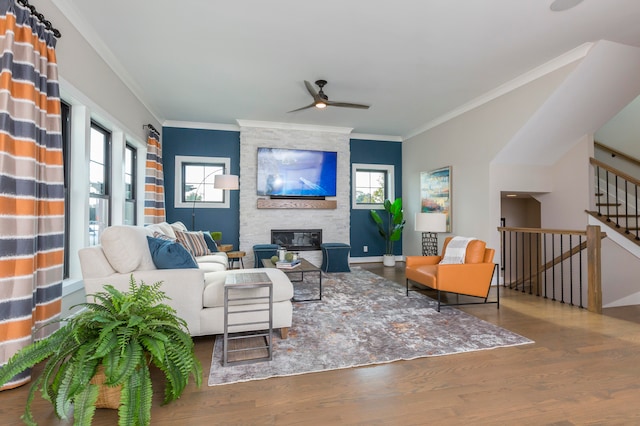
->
xmin=590 ymin=157 xmax=640 ymax=242
xmin=497 ymin=225 xmax=604 ymax=313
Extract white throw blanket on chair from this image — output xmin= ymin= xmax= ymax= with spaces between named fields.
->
xmin=440 ymin=236 xmax=476 ymax=264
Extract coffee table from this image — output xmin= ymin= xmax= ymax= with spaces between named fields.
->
xmin=261 ymin=258 xmax=322 ymax=302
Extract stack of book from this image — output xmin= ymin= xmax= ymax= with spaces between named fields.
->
xmin=275 ymin=259 xmax=301 ymax=269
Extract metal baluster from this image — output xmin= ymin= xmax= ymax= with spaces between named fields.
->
xmin=615 ymin=175 xmax=620 ymax=228
xmin=509 ymin=231 xmax=514 ymax=288
xmin=625 ymin=180 xmax=629 ymax=234
xmin=560 ymin=235 xmax=565 ymax=304
xmin=535 ymin=233 xmax=540 ymax=296
xmin=636 ymin=183 xmax=639 ymax=241
xmin=569 ymin=235 xmax=573 ymax=306
xmin=521 ymin=232 xmax=527 ymax=293
xmin=528 ymin=232 xmax=532 ymax=295
xmin=551 ymin=234 xmax=556 ymax=301
xmin=579 ymin=235 xmax=584 ymax=309
xmin=543 ymin=233 xmax=547 ymax=299
xmin=514 ymin=232 xmax=519 ymax=290
xmin=596 ymin=165 xmax=602 ymax=216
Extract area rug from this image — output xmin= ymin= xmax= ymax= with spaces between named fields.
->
xmin=208 ymin=267 xmax=533 ymax=386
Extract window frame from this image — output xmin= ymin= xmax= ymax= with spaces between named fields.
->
xmin=174 ymin=155 xmax=231 ymax=209
xmin=351 ymin=163 xmax=395 ymax=210
xmin=61 ymin=101 xmax=71 ymax=279
xmin=89 ymin=121 xmax=112 ymax=245
xmin=124 ymin=143 xmax=137 ymax=225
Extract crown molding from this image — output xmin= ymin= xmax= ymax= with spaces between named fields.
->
xmin=236 ymin=119 xmax=353 ymax=134
xmin=404 ymin=42 xmax=594 ymax=140
xmin=351 ymin=133 xmax=403 ymax=142
xmin=163 ymin=120 xmax=240 ymax=132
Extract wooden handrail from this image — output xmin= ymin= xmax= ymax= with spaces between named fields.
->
xmin=589 ymin=157 xmax=640 ymax=188
xmin=595 ymin=141 xmax=640 ymax=169
xmin=497 ymin=226 xmax=606 ymax=238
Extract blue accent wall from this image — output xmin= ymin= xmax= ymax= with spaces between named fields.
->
xmin=350 ymin=139 xmax=403 ymax=257
xmin=162 ymin=127 xmax=241 ymax=249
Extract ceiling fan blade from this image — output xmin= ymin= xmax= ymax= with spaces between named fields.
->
xmin=326 ymin=101 xmax=370 ymax=109
xmin=287 ymin=102 xmax=316 ymax=113
xmin=304 ymin=80 xmax=322 ymax=102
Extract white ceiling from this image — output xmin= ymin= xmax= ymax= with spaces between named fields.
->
xmin=54 ymin=0 xmax=640 ymax=139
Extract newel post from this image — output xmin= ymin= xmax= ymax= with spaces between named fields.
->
xmin=586 ymin=225 xmax=602 ymax=313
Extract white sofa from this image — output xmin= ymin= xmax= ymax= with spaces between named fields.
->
xmin=78 ymin=223 xmax=293 ymax=337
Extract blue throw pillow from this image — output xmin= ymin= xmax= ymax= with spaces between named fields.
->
xmin=147 ymin=236 xmax=198 ymax=269
xmin=203 ymin=232 xmax=219 ymax=252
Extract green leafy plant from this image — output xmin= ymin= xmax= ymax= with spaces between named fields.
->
xmin=0 ymin=275 xmax=202 ymax=426
xmin=370 ymin=198 xmax=406 ymax=255
xmin=210 ymin=231 xmax=222 ymax=242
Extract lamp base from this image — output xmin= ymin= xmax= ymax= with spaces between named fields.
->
xmin=421 ymin=232 xmax=439 ymax=256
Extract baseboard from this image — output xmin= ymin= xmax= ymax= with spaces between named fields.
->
xmin=350 ymin=255 xmax=405 ymax=264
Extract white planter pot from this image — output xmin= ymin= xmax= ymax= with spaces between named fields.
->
xmin=383 ymin=254 xmax=396 ymax=267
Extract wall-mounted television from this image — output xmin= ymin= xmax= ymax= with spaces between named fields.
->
xmin=257 ymin=147 xmax=337 ymax=198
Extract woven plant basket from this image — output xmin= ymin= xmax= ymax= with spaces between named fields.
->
xmin=89 ymin=366 xmax=122 ymax=409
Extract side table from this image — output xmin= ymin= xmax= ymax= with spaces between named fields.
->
xmin=218 ymin=244 xmax=233 ymax=253
xmin=223 ymin=272 xmax=273 ymax=366
xmin=227 ymin=251 xmax=246 ymax=269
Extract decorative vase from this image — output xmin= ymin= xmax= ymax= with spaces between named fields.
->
xmin=383 ymin=254 xmax=396 ymax=267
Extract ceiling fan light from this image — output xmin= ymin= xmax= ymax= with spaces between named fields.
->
xmin=315 ymin=101 xmax=327 ymax=109
xmin=550 ymin=0 xmax=583 ymax=12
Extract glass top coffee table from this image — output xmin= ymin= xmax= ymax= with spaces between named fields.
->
xmin=261 ymin=258 xmax=322 ymax=302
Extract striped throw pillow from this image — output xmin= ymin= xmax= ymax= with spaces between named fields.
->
xmin=153 ymin=231 xmax=175 ymax=242
xmin=175 ymin=230 xmax=210 ymax=257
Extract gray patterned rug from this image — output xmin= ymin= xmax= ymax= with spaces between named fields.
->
xmin=208 ymin=267 xmax=532 ymax=386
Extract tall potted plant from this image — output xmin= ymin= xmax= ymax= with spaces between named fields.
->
xmin=370 ymin=197 xmax=406 ymax=267
xmin=0 ymin=276 xmax=202 ymax=426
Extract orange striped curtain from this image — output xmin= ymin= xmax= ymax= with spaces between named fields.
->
xmin=144 ymin=129 xmax=166 ymax=224
xmin=0 ymin=1 xmax=63 ymax=390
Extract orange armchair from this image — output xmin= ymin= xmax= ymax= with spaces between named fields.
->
xmin=405 ymin=237 xmax=498 ymax=312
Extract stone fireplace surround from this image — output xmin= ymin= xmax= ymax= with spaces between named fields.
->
xmin=238 ymin=121 xmax=351 ymax=268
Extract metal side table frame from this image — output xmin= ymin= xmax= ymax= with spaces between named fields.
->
xmin=223 ymin=272 xmax=273 ymax=366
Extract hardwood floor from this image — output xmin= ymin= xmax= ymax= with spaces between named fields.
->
xmin=2 ymin=263 xmax=640 ymax=425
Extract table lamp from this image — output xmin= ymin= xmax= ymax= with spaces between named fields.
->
xmin=415 ymin=212 xmax=447 ymax=256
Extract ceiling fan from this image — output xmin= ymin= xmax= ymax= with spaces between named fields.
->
xmin=288 ymin=80 xmax=370 ymax=112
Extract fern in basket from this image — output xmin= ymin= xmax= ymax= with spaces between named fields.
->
xmin=0 ymin=275 xmax=202 ymax=426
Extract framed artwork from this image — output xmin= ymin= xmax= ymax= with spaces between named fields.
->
xmin=420 ymin=166 xmax=452 ymax=232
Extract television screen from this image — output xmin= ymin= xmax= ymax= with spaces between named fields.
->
xmin=257 ymin=147 xmax=337 ymax=197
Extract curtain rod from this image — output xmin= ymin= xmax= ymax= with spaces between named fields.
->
xmin=17 ymin=0 xmax=62 ymax=38
xmin=144 ymin=124 xmax=160 ymax=136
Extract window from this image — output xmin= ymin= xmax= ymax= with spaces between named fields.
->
xmin=89 ymin=122 xmax=111 ymax=245
xmin=61 ymin=101 xmax=71 ymax=278
xmin=174 ymin=156 xmax=231 ymax=209
xmin=124 ymin=143 xmax=137 ymax=225
xmin=352 ymin=163 xmax=394 ymax=209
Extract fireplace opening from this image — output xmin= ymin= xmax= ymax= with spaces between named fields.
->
xmin=271 ymin=229 xmax=322 ymax=251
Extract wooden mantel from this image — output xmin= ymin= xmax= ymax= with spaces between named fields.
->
xmin=257 ymin=198 xmax=337 ymax=209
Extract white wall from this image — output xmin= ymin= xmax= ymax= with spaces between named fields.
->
xmin=44 ymin=1 xmax=160 ymax=141
xmin=403 ymin=63 xmax=578 ymax=257
xmin=536 ymin=137 xmax=592 ymax=230
xmin=596 ymin=95 xmax=640 ymax=160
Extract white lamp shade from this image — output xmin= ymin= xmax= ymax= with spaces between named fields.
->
xmin=415 ymin=212 xmax=447 ymax=232
xmin=214 ymin=174 xmax=239 ymax=190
